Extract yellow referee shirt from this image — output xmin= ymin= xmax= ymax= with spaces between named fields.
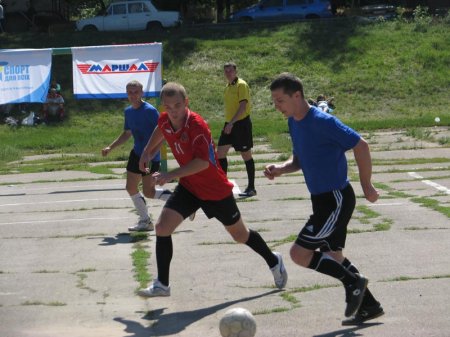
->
xmin=224 ymin=78 xmax=251 ymax=122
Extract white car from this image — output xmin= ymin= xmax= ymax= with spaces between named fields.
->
xmin=76 ymin=0 xmax=182 ymax=31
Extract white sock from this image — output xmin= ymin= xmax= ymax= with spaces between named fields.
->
xmin=130 ymin=193 xmax=148 ymax=220
xmin=154 ymin=188 xmax=172 ymax=201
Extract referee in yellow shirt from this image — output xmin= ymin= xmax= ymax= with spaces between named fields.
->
xmin=217 ymin=62 xmax=256 ymax=197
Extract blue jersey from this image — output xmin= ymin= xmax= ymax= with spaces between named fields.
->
xmin=288 ymin=106 xmax=360 ymax=195
xmin=124 ymin=101 xmax=160 ymax=160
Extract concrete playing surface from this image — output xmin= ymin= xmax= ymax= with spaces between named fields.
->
xmin=0 ymin=127 xmax=449 ymax=337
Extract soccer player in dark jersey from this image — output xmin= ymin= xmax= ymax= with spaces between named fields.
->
xmin=137 ymin=82 xmax=287 ymax=297
xmin=102 ymin=80 xmax=171 ymax=232
xmin=264 ymin=73 xmax=383 ymax=324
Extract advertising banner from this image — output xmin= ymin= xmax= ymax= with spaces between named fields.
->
xmin=72 ymin=43 xmax=162 ymax=99
xmin=0 ymin=48 xmax=52 ymax=104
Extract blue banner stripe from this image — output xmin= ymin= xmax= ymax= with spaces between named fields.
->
xmin=73 ymin=91 xmax=161 ymax=99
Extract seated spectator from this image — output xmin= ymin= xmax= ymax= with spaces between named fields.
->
xmin=316 ymin=94 xmax=335 ymax=114
xmin=42 ymin=88 xmax=65 ymax=122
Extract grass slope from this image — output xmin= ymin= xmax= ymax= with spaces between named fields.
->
xmin=0 ymin=18 xmax=449 ymax=167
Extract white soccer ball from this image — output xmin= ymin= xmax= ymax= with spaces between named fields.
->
xmin=219 ymin=307 xmax=257 ymax=337
xmin=434 ymin=117 xmax=440 ymax=123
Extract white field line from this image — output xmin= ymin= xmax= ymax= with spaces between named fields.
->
xmin=0 ymin=216 xmax=132 ymax=226
xmin=369 ymin=202 xmax=405 ymax=206
xmin=408 ymin=172 xmax=450 ymax=194
xmin=3 ymin=183 xmax=124 ymax=192
xmin=0 ymin=197 xmax=129 ymax=207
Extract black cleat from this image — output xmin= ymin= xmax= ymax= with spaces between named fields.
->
xmin=342 ymin=302 xmax=384 ymax=325
xmin=344 ymin=274 xmax=368 ymax=317
xmin=238 ymin=188 xmax=257 ymax=197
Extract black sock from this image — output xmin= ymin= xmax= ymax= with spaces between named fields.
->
xmin=245 ymin=229 xmax=278 ymax=268
xmin=342 ymin=258 xmax=378 ymax=306
xmin=308 ymin=252 xmax=357 ymax=286
xmin=219 ymin=158 xmax=228 ymax=174
xmin=244 ymin=159 xmax=255 ymax=190
xmin=156 ymin=236 xmax=173 ymax=286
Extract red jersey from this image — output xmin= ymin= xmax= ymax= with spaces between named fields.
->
xmin=158 ymin=109 xmax=233 ymax=200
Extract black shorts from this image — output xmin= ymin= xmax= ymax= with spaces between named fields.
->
xmin=296 ymin=183 xmax=356 ymax=252
xmin=218 ymin=116 xmax=253 ymax=152
xmin=164 ymin=184 xmax=241 ymax=225
xmin=126 ymin=149 xmax=160 ymax=176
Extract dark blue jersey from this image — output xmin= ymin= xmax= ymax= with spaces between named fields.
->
xmin=124 ymin=101 xmax=160 ymax=160
xmin=288 ymin=106 xmax=360 ymax=195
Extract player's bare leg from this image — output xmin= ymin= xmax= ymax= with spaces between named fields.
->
xmin=226 ymin=218 xmax=287 ymax=289
xmin=126 ymin=172 xmax=153 ymax=231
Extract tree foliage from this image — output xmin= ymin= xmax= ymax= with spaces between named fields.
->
xmin=66 ymin=0 xmax=107 ymax=19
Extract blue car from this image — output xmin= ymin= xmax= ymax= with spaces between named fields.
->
xmin=229 ymin=0 xmax=333 ymax=22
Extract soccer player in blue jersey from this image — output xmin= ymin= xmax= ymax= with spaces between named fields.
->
xmin=102 ymin=80 xmax=170 ymax=232
xmin=264 ymin=73 xmax=383 ymax=324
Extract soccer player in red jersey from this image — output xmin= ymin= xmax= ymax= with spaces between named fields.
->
xmin=137 ymin=82 xmax=288 ymax=297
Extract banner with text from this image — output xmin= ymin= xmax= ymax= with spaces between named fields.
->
xmin=0 ymin=48 xmax=52 ymax=104
xmin=72 ymin=43 xmax=162 ymax=99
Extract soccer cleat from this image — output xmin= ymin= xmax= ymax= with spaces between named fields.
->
xmin=270 ymin=252 xmax=288 ymax=289
xmin=138 ymin=279 xmax=170 ymax=298
xmin=128 ymin=218 xmax=154 ymax=232
xmin=344 ymin=274 xmax=368 ymax=317
xmin=342 ymin=302 xmax=384 ymax=325
xmin=238 ymin=188 xmax=257 ymax=197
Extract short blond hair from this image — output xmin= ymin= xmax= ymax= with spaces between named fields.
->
xmin=160 ymin=82 xmax=187 ymax=100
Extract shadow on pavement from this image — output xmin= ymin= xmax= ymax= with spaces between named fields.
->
xmin=99 ymin=233 xmax=135 ymax=246
xmin=113 ymin=289 xmax=281 ymax=336
xmin=49 ymin=187 xmax=123 ymax=194
xmin=313 ymin=322 xmax=384 ymax=337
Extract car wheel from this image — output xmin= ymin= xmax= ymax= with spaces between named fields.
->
xmin=82 ymin=25 xmax=98 ymax=32
xmin=305 ymin=14 xmax=320 ymax=19
xmin=239 ymin=16 xmax=253 ymax=22
xmin=146 ymin=21 xmax=163 ymax=32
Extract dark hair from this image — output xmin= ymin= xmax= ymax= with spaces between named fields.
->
xmin=224 ymin=62 xmax=237 ymax=70
xmin=126 ymin=80 xmax=143 ymax=91
xmin=270 ymin=72 xmax=304 ymax=97
xmin=316 ymin=94 xmax=326 ymax=102
xmin=160 ymin=82 xmax=187 ymax=100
